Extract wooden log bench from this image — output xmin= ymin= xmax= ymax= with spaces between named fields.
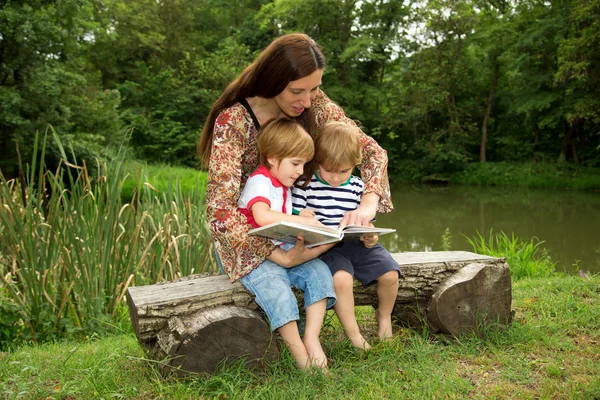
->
xmin=127 ymin=251 xmax=512 ymax=376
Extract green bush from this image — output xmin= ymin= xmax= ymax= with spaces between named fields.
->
xmin=0 ymin=295 xmax=24 ymax=350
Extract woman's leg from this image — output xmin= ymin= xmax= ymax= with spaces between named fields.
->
xmin=332 ymin=270 xmax=371 ymax=350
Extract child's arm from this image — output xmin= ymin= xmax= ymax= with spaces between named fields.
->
xmin=298 ymin=208 xmax=315 ymax=218
xmin=292 ymin=181 xmax=314 ymax=218
xmin=251 ymin=202 xmax=324 ymax=228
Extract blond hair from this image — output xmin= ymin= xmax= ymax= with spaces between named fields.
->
xmin=257 ymin=119 xmax=314 ymax=168
xmin=314 ymin=121 xmax=362 ymax=170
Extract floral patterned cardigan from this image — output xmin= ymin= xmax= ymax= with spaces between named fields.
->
xmin=206 ymin=90 xmax=394 ymax=282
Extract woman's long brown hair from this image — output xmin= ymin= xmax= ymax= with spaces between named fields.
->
xmin=197 ymin=33 xmax=326 ymax=167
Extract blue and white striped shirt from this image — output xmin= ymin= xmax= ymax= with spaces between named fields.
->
xmin=292 ymin=173 xmax=364 ymax=227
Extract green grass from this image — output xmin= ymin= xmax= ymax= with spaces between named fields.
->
xmin=449 ymin=162 xmax=600 ymax=190
xmin=1 ymin=273 xmax=599 ymax=399
xmin=121 ymin=161 xmax=207 ymax=202
xmin=466 ymin=231 xmax=556 ymax=280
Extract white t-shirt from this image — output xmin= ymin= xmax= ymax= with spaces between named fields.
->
xmin=238 ymin=164 xmax=291 ymax=229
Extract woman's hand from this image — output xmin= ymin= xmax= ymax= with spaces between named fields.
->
xmin=284 ymin=236 xmax=334 ymax=267
xmin=339 ymin=205 xmax=376 ymax=228
xmin=268 ymin=236 xmax=334 ymax=268
xmin=339 ymin=192 xmax=379 ymax=228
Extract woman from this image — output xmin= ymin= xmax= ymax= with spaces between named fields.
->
xmin=197 ymin=33 xmax=393 ymax=369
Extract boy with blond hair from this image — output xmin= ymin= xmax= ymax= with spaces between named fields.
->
xmin=292 ymin=121 xmax=401 ymax=350
xmin=236 ymin=118 xmax=336 ymax=370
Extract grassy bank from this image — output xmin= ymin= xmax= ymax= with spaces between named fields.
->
xmin=121 ymin=161 xmax=207 ymax=202
xmin=119 ymin=161 xmax=600 ymax=199
xmin=449 ymin=162 xmax=600 ymax=191
xmin=392 ymin=160 xmax=600 ymax=190
xmin=1 ymin=273 xmax=598 ymax=399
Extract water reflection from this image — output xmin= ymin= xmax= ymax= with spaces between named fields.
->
xmin=376 ymin=184 xmax=600 ymax=274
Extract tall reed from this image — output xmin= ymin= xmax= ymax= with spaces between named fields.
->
xmin=465 ymin=230 xmax=556 ymax=280
xmin=0 ymin=130 xmax=213 ymax=345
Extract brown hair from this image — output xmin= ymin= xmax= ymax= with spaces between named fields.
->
xmin=197 ymin=33 xmax=326 ymax=167
xmin=314 ymin=121 xmax=362 ymax=170
xmin=257 ymin=119 xmax=314 ymax=168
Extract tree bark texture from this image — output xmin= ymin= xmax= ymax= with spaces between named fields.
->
xmin=127 ymin=251 xmax=511 ymax=375
xmin=480 ymin=61 xmax=499 ymax=163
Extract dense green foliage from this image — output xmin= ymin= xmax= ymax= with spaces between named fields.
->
xmin=2 ymin=0 xmax=599 ymax=179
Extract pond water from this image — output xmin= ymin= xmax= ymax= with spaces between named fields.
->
xmin=375 ymin=184 xmax=600 ymax=274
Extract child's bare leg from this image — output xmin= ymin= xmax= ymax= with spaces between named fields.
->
xmin=277 ymin=321 xmax=310 ymax=370
xmin=376 ymin=271 xmax=399 ymax=340
xmin=302 ymin=299 xmax=328 ymax=369
xmin=333 ymin=271 xmax=371 ymax=350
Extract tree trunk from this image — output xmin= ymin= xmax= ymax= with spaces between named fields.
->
xmin=533 ymin=124 xmax=541 ymax=163
xmin=571 ymin=118 xmax=581 ymax=164
xmin=127 ymin=251 xmax=512 ymax=375
xmin=428 ymin=262 xmax=512 ymax=336
xmin=101 ymin=69 xmax=110 ymax=91
xmin=155 ymin=306 xmax=278 ymax=376
xmin=559 ymin=118 xmax=577 ymax=162
xmin=571 ymin=141 xmax=580 ymax=164
xmin=480 ymin=61 xmax=499 ymax=163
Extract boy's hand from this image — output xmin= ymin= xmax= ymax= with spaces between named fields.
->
xmin=360 ymin=233 xmax=378 ymax=248
xmin=299 ymin=208 xmax=315 ymax=218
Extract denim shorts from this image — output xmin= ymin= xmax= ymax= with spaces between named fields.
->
xmin=230 ymin=243 xmax=336 ymax=331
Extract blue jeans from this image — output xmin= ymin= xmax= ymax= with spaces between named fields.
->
xmin=216 ymin=244 xmax=336 ymax=331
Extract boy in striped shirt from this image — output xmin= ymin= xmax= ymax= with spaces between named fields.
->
xmin=292 ymin=121 xmax=401 ymax=350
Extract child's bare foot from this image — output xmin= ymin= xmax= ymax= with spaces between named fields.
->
xmin=295 ymin=355 xmax=311 ymax=371
xmin=303 ymin=336 xmax=328 ymax=371
xmin=376 ymin=312 xmax=394 ymax=341
xmin=310 ymin=357 xmax=328 ymax=372
xmin=348 ymin=333 xmax=372 ymax=351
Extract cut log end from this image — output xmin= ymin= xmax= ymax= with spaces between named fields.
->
xmin=156 ymin=306 xmax=279 ymax=377
xmin=427 ymin=262 xmax=512 ymax=336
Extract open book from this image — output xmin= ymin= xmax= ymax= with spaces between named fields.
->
xmin=248 ymin=220 xmax=396 ymax=248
